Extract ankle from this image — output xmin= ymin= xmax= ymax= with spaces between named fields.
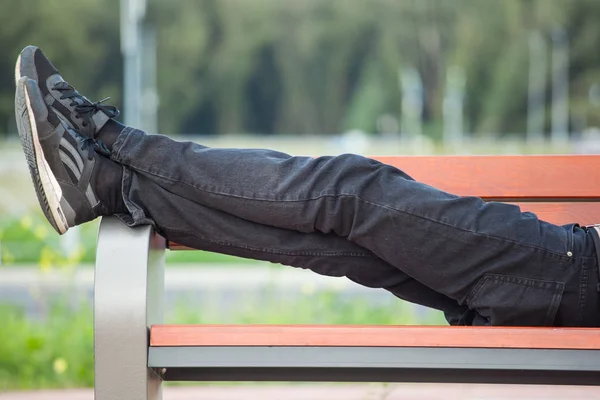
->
xmin=97 ymin=119 xmax=126 ymax=150
xmin=94 ymin=155 xmax=127 ymax=215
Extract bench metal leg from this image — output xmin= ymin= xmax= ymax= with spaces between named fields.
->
xmin=94 ymin=217 xmax=165 ymax=400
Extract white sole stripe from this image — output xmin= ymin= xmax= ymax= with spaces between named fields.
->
xmin=15 ymin=54 xmax=21 ymax=86
xmin=23 ymin=83 xmax=69 ymax=233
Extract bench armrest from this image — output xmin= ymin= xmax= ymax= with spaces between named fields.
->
xmin=94 ymin=217 xmax=166 ymax=400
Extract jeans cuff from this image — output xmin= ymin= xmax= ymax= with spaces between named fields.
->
xmin=111 ymin=126 xmax=146 ymax=164
xmin=114 ymin=166 xmax=156 ymax=228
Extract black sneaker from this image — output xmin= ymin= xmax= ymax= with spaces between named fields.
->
xmin=15 ymin=45 xmax=119 ymax=143
xmin=15 ymin=76 xmax=109 ymax=234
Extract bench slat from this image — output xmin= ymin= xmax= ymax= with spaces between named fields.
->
xmin=150 ymin=325 xmax=600 ymax=350
xmin=167 ymin=202 xmax=600 ymax=250
xmin=375 ymin=155 xmax=600 ymax=199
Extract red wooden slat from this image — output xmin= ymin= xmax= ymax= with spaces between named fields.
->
xmin=374 ymin=155 xmax=600 ymax=199
xmin=168 ymin=202 xmax=600 ymax=250
xmin=150 ymin=325 xmax=600 ymax=350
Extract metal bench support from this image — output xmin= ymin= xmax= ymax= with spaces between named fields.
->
xmin=95 ymin=217 xmax=166 ymax=400
xmin=149 ymin=346 xmax=600 ymax=385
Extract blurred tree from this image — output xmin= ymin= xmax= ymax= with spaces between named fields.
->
xmin=0 ymin=0 xmax=599 ymax=138
xmin=0 ymin=0 xmax=121 ymax=137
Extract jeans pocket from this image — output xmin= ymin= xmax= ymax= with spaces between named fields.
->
xmin=466 ymin=273 xmax=565 ymax=326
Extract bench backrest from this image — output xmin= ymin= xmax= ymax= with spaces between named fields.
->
xmin=170 ymin=155 xmax=600 ymax=249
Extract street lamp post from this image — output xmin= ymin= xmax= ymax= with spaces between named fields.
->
xmin=527 ymin=31 xmax=547 ymax=143
xmin=551 ymin=27 xmax=570 ymax=145
xmin=120 ymin=0 xmax=146 ymax=128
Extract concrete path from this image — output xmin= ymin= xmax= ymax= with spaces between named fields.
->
xmin=2 ymin=384 xmax=600 ymax=399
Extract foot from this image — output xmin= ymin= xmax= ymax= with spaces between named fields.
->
xmin=15 ymin=46 xmax=121 ymax=149
xmin=15 ymin=76 xmax=113 ymax=234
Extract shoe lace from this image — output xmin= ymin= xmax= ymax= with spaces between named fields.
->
xmin=53 ymin=81 xmax=120 ymax=130
xmin=80 ymin=137 xmax=111 ymax=160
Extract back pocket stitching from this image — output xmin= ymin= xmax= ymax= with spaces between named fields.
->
xmin=466 ymin=273 xmax=565 ymax=326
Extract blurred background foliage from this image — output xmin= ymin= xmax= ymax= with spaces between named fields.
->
xmin=1 ymin=0 xmax=600 ymax=391
xmin=0 ymin=294 xmax=444 ymax=390
xmin=0 ymin=0 xmax=599 ymax=138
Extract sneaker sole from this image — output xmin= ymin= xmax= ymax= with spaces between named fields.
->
xmin=14 ymin=46 xmax=37 ymax=86
xmin=16 ymin=78 xmax=69 ymax=234
xmin=15 ymin=53 xmax=21 ymax=85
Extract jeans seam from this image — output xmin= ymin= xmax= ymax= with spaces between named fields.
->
xmin=482 ymin=273 xmax=562 ymax=287
xmin=577 ymin=260 xmax=588 ymax=326
xmin=547 ymin=283 xmax=565 ymax=326
xmin=125 ymin=162 xmax=583 ymax=262
xmin=165 ymin=227 xmax=376 ymax=258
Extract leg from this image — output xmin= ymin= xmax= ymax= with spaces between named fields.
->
xmin=16 ymin=47 xmax=597 ymax=326
xmin=119 ymin=169 xmax=474 ymax=324
xmin=13 ymin=49 xmax=471 ymax=325
xmin=113 ymin=129 xmax=596 ymax=326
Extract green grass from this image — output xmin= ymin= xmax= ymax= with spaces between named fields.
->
xmin=0 ymin=213 xmax=255 ymax=266
xmin=165 ymin=249 xmax=261 ymax=264
xmin=0 ymin=303 xmax=94 ymax=390
xmin=0 ymin=293 xmax=445 ymax=390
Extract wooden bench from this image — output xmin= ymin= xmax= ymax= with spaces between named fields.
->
xmin=93 ymin=155 xmax=600 ymax=400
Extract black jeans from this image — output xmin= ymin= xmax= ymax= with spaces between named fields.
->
xmin=110 ymin=128 xmax=600 ymax=327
